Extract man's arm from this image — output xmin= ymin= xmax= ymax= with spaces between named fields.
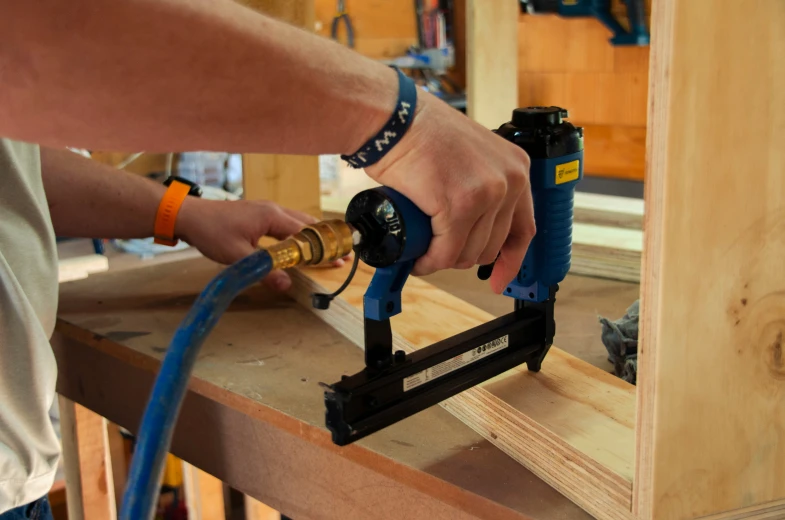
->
xmin=3 ymin=0 xmax=535 ymax=293
xmin=1 ymin=0 xmax=393 ymax=155
xmin=41 ymin=147 xmax=321 ymax=290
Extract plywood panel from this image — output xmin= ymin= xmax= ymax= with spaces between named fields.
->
xmin=59 ymin=396 xmax=117 ymax=520
xmin=291 ymin=263 xmax=636 ymax=520
xmin=183 ymin=464 xmax=226 ymax=520
xmin=583 ymin=124 xmax=646 ymax=180
xmin=518 ymin=13 xmax=649 ymax=181
xmin=55 ymin=258 xmax=592 ymax=520
xmin=637 ymin=0 xmax=785 ymax=518
xmin=314 ymin=0 xmax=417 ymax=59
xmin=466 ymin=0 xmax=519 ymax=128
xmin=242 ymin=154 xmax=322 ymax=218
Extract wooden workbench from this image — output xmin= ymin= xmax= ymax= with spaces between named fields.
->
xmin=54 ymin=256 xmax=637 ymax=520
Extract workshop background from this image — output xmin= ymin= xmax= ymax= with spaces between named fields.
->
xmin=53 ymin=1 xmax=651 ymax=519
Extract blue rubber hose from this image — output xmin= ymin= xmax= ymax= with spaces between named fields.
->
xmin=120 ymin=249 xmax=274 ymax=520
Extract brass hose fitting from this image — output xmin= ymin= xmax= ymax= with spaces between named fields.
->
xmin=265 ymin=219 xmax=356 ymax=270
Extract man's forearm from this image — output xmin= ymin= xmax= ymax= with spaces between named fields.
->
xmin=1 ymin=0 xmax=396 ymax=155
xmin=41 ymin=147 xmax=167 ymax=238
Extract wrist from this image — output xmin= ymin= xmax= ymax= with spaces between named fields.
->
xmin=173 ymin=195 xmax=205 ymax=244
xmin=340 ymin=66 xmax=400 ymax=156
xmin=341 ymin=67 xmax=420 ymax=169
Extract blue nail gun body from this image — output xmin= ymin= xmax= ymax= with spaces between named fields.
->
xmin=322 ymin=107 xmax=584 ymax=445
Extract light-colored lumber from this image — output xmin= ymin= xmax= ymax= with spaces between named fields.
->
xmin=574 ymin=192 xmax=644 ymax=230
xmin=290 ymin=262 xmax=636 ymax=520
xmin=466 ymin=0 xmax=518 ymax=128
xmin=313 ymin=0 xmax=417 ymax=59
xmin=571 ymin=223 xmax=642 ymax=283
xmin=517 ymin=11 xmax=650 ymax=181
xmin=106 ymin=423 xmax=128 ymax=512
xmin=182 ymin=463 xmax=226 ymax=520
xmin=637 ymin=1 xmax=785 ymax=519
xmin=244 ymin=495 xmax=281 ymax=520
xmin=574 ymin=223 xmax=642 ymax=252
xmin=54 ymin=257 xmax=593 ymax=520
xmin=58 ymin=254 xmax=109 ymax=283
xmin=58 ymin=396 xmax=117 ymax=520
xmin=242 ymin=154 xmax=322 ymax=219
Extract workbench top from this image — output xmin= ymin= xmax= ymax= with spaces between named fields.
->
xmin=54 ymin=255 xmax=637 ymax=520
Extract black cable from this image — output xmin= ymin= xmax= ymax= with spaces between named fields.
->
xmin=311 ymin=253 xmax=360 ymax=310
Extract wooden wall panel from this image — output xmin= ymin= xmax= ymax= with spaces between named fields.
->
xmin=466 ymin=0 xmax=519 ymax=128
xmin=313 ymin=0 xmax=417 ymax=59
xmin=518 ymin=14 xmax=649 ymax=181
xmin=243 ymin=154 xmax=322 ymax=218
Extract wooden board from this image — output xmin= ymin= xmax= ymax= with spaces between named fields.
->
xmin=58 ymin=254 xmax=110 ymax=283
xmin=466 ymin=0 xmax=518 ymax=128
xmin=517 ymin=14 xmax=649 ymax=181
xmin=244 ymin=496 xmax=281 ymax=520
xmin=242 ymin=154 xmax=322 ymax=219
xmin=572 ymin=223 xmax=642 ymax=283
xmin=313 ymin=0 xmax=417 ymax=59
xmin=574 ymin=192 xmax=644 ymax=230
xmin=58 ymin=396 xmax=117 ymax=520
xmin=183 ymin=463 xmax=227 ymax=520
xmin=290 ymin=262 xmax=636 ymax=520
xmin=54 ymin=258 xmax=592 ymax=520
xmin=581 ymin=124 xmax=646 ymax=181
xmin=636 ymin=1 xmax=785 ymax=519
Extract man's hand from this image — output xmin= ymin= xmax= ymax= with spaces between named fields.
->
xmin=175 ymin=198 xmax=340 ymax=292
xmin=365 ymin=92 xmax=536 ymax=294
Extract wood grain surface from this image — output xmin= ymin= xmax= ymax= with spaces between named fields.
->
xmin=637 ymin=1 xmax=785 ymax=518
xmin=55 ymin=258 xmax=592 ymax=520
xmin=292 ymin=262 xmax=636 ymax=520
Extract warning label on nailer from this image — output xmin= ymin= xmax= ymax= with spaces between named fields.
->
xmin=402 ymin=335 xmax=510 ymax=392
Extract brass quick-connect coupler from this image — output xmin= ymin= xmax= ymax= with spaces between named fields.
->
xmin=266 ymin=219 xmax=357 ymax=270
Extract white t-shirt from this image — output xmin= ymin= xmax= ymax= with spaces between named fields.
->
xmin=0 ymin=139 xmax=60 ymax=512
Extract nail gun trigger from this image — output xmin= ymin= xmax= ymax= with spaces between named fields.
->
xmin=477 ymin=252 xmax=501 ymax=281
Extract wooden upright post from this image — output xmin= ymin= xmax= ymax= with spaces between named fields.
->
xmin=59 ymin=396 xmax=117 ymax=520
xmin=235 ymin=0 xmax=322 ymax=218
xmin=637 ymin=1 xmax=785 ymax=518
xmin=465 ymin=0 xmax=518 ymax=128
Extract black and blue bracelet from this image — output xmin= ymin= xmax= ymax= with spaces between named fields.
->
xmin=341 ymin=67 xmax=418 ymax=169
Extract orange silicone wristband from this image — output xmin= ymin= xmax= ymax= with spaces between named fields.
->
xmin=154 ymin=180 xmax=191 ymax=246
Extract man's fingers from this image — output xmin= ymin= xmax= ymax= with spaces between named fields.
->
xmin=489 ymin=196 xmax=536 ymax=294
xmin=456 ymin=210 xmax=496 ymax=269
xmin=413 ymin=222 xmax=473 ymax=276
xmin=281 ymin=207 xmax=319 ymax=225
xmin=263 ymin=270 xmax=292 ymax=292
xmin=265 ymin=207 xmax=309 ymax=240
xmin=477 ymin=196 xmax=516 ymax=266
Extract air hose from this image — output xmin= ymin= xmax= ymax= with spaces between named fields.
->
xmin=120 ymin=220 xmax=356 ymax=520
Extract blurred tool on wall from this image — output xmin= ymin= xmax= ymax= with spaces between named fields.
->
xmin=382 ymin=0 xmax=464 ymax=111
xmin=519 ymin=0 xmax=650 ymax=46
xmin=331 ymin=0 xmax=355 ymax=47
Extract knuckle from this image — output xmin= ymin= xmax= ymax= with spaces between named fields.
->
xmin=478 ymin=250 xmax=498 ymax=265
xmin=523 ymin=220 xmax=537 ymax=239
xmin=486 ymin=176 xmax=508 ymax=201
xmin=433 ymin=255 xmax=456 ymax=270
xmin=512 ymin=146 xmax=531 ymax=169
xmin=507 ymin=168 xmax=528 ymax=194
